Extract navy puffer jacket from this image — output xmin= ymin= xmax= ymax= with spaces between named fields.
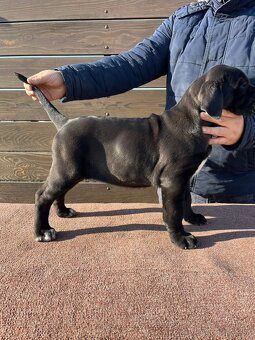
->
xmin=58 ymin=0 xmax=255 ymax=196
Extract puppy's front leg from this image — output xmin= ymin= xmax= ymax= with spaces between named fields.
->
xmin=161 ymin=183 xmax=198 ymax=249
xmin=183 ymin=185 xmax=207 ymax=225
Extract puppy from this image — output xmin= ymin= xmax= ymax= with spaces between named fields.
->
xmin=15 ymin=65 xmax=255 ymax=249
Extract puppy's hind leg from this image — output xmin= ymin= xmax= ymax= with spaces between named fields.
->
xmin=34 ymin=181 xmax=57 ymax=242
xmin=34 ymin=175 xmax=81 ymax=242
xmin=53 ymin=194 xmax=78 ymax=218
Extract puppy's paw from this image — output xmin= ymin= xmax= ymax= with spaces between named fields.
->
xmin=35 ymin=228 xmax=57 ymax=242
xmin=170 ymin=231 xmax=198 ymax=249
xmin=56 ymin=208 xmax=77 ymax=218
xmin=184 ymin=213 xmax=207 ymax=225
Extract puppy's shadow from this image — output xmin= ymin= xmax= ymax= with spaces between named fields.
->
xmin=75 ymin=207 xmax=161 ymax=218
xmin=58 ymin=223 xmax=165 ymax=240
xmin=57 ymin=205 xmax=255 ymax=248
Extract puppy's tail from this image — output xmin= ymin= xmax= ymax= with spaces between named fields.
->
xmin=15 ymin=72 xmax=68 ymax=131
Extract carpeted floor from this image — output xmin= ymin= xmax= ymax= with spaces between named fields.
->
xmin=0 ymin=203 xmax=254 ymax=339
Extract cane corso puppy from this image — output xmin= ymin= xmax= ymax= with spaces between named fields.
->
xmin=15 ymin=65 xmax=255 ymax=249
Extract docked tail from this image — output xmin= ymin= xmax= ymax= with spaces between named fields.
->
xmin=15 ymin=72 xmax=68 ymax=130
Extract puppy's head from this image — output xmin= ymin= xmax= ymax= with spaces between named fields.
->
xmin=198 ymin=65 xmax=255 ymax=119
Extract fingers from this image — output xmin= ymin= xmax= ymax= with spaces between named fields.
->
xmin=200 ymin=110 xmax=244 ymax=145
xmin=202 ymin=125 xmax=229 ymax=145
xmin=22 ymin=70 xmax=49 ymax=99
xmin=201 ymin=110 xmax=243 ymax=122
xmin=208 ymin=137 xmax=228 ymax=145
xmin=23 ymin=74 xmax=37 ymax=93
xmin=23 ymin=71 xmax=51 ymax=100
xmin=23 ymin=83 xmax=38 ymax=100
xmin=21 ymin=70 xmax=65 ymax=102
xmin=200 ymin=110 xmax=237 ymax=125
xmin=200 ymin=111 xmax=227 ymax=138
xmin=202 ymin=126 xmax=227 ymax=137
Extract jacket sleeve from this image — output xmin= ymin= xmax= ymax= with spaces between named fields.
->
xmin=236 ymin=115 xmax=255 ymax=150
xmin=57 ymin=16 xmax=174 ymax=102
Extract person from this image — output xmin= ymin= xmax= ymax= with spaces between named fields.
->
xmin=24 ymin=0 xmax=255 ymax=203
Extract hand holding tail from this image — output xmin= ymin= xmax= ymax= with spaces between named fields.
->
xmin=15 ymin=72 xmax=68 ymax=130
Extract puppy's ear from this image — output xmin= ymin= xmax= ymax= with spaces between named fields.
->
xmin=198 ymin=81 xmax=223 ymax=119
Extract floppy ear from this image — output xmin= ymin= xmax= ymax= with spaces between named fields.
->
xmin=198 ymin=81 xmax=223 ymax=119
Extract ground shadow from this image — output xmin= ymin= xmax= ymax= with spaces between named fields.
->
xmin=57 ymin=223 xmax=165 ymax=240
xmin=56 ymin=204 xmax=255 ymax=248
xmin=74 ymin=207 xmax=161 ymax=218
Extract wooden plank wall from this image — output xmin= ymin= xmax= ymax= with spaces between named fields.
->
xmin=0 ymin=0 xmax=187 ymax=203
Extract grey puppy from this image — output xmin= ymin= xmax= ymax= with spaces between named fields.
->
xmin=16 ymin=65 xmax=255 ymax=249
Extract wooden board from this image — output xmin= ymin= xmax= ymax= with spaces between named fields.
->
xmin=0 ymin=0 xmax=187 ymax=21
xmin=0 ymin=57 xmax=166 ymax=89
xmin=0 ymin=152 xmax=52 ymax=181
xmin=0 ymin=19 xmax=163 ymax=55
xmin=0 ymin=90 xmax=166 ymax=120
xmin=0 ymin=122 xmax=54 ymax=152
xmin=0 ymin=181 xmax=158 ymax=203
xmin=0 ymin=0 xmax=187 ymax=204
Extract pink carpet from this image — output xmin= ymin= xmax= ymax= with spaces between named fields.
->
xmin=0 ymin=203 xmax=254 ymax=339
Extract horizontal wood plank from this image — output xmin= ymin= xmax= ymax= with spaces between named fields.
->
xmin=0 ymin=181 xmax=158 ymax=203
xmin=0 ymin=90 xmax=166 ymax=121
xmin=0 ymin=90 xmax=166 ymax=148
xmin=0 ymin=19 xmax=162 ymax=55
xmin=0 ymin=122 xmax=55 ymax=152
xmin=0 ymin=0 xmax=186 ymax=203
xmin=0 ymin=152 xmax=52 ymax=181
xmin=0 ymin=57 xmax=165 ymax=88
xmin=0 ymin=0 xmax=187 ymax=21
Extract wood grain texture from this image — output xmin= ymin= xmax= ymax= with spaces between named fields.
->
xmin=0 ymin=0 xmax=185 ymax=203
xmin=0 ymin=57 xmax=166 ymax=88
xmin=0 ymin=122 xmax=55 ymax=152
xmin=0 ymin=90 xmax=166 ymax=120
xmin=0 ymin=19 xmax=162 ymax=55
xmin=0 ymin=0 xmax=187 ymax=21
xmin=0 ymin=181 xmax=158 ymax=203
xmin=0 ymin=152 xmax=52 ymax=181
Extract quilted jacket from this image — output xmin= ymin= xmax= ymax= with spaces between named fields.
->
xmin=58 ymin=0 xmax=255 ymax=196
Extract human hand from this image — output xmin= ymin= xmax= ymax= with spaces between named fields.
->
xmin=24 ymin=70 xmax=66 ymax=101
xmin=200 ymin=110 xmax=244 ymax=145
